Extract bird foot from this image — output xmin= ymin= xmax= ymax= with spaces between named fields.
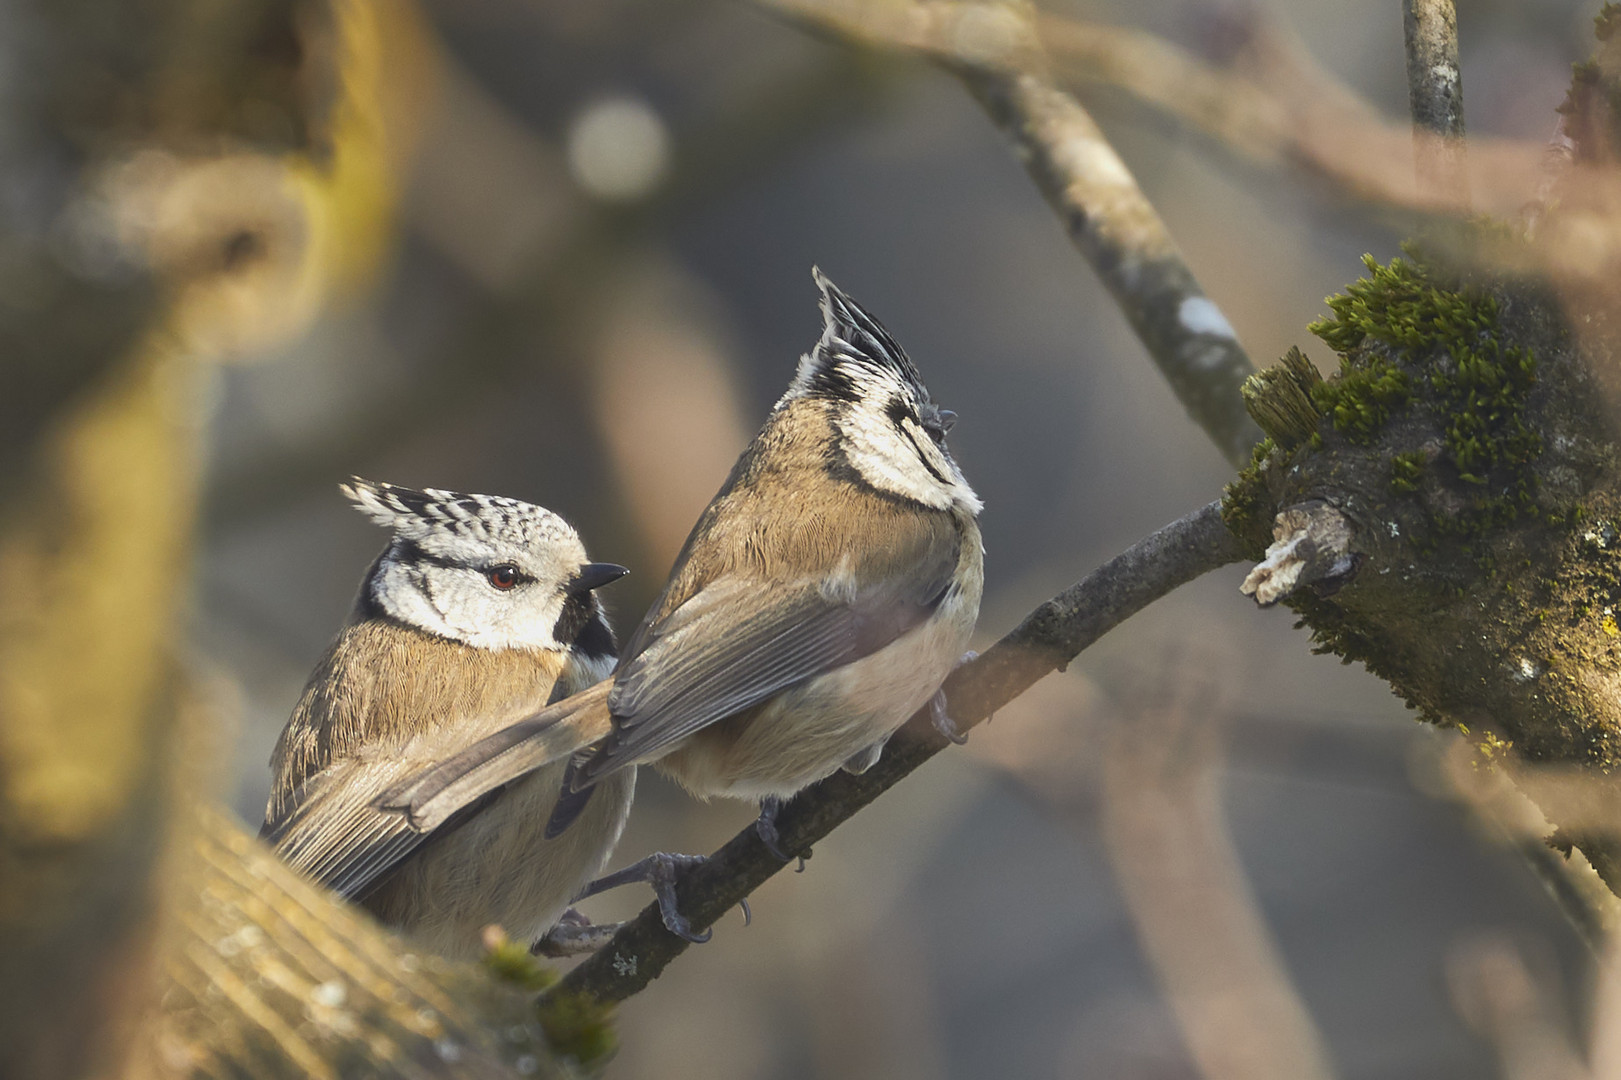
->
xmin=930 ymin=688 xmax=968 ymax=744
xmin=929 ymin=650 xmax=979 ymax=745
xmin=574 ymin=852 xmax=712 ymax=943
xmin=531 ymin=909 xmax=625 ymax=957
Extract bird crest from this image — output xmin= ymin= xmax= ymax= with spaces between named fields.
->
xmin=785 ymin=267 xmax=932 ymax=406
xmin=342 ymin=478 xmax=578 ymax=560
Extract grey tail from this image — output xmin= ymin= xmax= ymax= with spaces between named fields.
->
xmin=543 ymin=756 xmax=598 ymax=839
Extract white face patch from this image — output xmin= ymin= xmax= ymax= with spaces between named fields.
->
xmin=820 ymin=366 xmax=981 ymax=515
xmin=774 ymin=269 xmax=981 ymax=516
xmin=370 ymin=550 xmax=579 ymax=651
xmin=347 ymin=480 xmax=605 ymax=652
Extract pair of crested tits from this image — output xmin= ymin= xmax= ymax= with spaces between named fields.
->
xmin=261 ymin=270 xmax=985 ymax=958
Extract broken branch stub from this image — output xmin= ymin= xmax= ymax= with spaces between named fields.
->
xmin=1239 ymin=502 xmax=1357 ymax=607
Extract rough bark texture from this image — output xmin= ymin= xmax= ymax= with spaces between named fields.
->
xmin=130 ymin=812 xmax=574 ymax=1080
xmin=1224 ymin=245 xmax=1621 ymax=895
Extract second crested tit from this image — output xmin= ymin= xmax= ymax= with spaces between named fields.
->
xmin=261 ymin=480 xmax=703 ymax=958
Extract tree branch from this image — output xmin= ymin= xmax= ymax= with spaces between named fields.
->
xmin=756 ymin=0 xmax=1261 ymax=467
xmin=958 ymin=67 xmax=1261 ymax=466
xmin=1402 ymin=0 xmax=1469 ymax=205
xmin=132 ymin=811 xmax=569 ymax=1080
xmin=544 ymin=500 xmax=1247 ymax=1007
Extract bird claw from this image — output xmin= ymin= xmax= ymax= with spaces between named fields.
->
xmin=755 ymin=797 xmax=810 ymax=870
xmin=930 ymin=687 xmax=968 ymax=745
xmin=645 ymin=852 xmax=711 ymax=943
xmin=531 ymin=910 xmax=624 ymax=957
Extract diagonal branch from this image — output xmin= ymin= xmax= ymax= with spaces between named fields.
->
xmin=757 ymin=0 xmax=1262 ymax=467
xmin=957 ymin=65 xmax=1261 ymax=466
xmin=544 ymin=500 xmax=1246 ymax=1007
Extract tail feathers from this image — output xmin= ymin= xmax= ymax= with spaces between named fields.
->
xmin=378 ymin=680 xmax=614 ymax=833
xmin=542 ymin=756 xmax=598 ymax=839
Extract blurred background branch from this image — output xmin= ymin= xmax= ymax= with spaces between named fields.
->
xmin=1401 ymin=0 xmax=1469 ymax=203
xmin=759 ymin=0 xmax=1264 ymax=466
xmin=0 ymin=1 xmax=325 ymax=1074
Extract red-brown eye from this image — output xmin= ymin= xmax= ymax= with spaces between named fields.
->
xmin=487 ymin=565 xmax=519 ymax=590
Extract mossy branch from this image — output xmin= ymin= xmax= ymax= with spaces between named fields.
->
xmin=545 ymin=501 xmax=1246 ymax=1007
xmin=1226 ymin=237 xmax=1621 ymax=913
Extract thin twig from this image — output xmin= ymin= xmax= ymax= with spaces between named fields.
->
xmin=1402 ymin=0 xmax=1469 ymax=205
xmin=543 ymin=500 xmax=1247 ymax=1006
xmin=958 ymin=67 xmax=1261 ymax=466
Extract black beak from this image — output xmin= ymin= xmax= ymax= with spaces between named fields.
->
xmin=575 ymin=562 xmax=630 ymax=591
xmin=936 ymin=409 xmax=958 ymax=433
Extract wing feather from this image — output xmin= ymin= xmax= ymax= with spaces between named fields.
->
xmin=578 ymin=525 xmax=959 ymax=783
xmin=261 ymin=758 xmax=433 ymax=900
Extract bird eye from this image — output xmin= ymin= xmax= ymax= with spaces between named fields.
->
xmin=486 ymin=564 xmax=520 ymax=590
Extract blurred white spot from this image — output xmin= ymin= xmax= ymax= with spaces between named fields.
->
xmin=310 ymin=980 xmax=346 ymax=1009
xmin=1052 ymin=137 xmax=1134 ymax=190
xmin=950 ymin=6 xmax=1026 ymax=65
xmin=1178 ymin=296 xmax=1236 ymax=339
xmin=566 ymin=96 xmax=670 ymax=201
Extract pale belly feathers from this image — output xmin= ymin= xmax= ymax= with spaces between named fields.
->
xmin=366 ymin=760 xmax=634 ymax=960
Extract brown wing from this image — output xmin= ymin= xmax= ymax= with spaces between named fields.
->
xmin=579 ymin=475 xmax=965 ymax=784
xmin=261 ymin=623 xmax=566 ymax=895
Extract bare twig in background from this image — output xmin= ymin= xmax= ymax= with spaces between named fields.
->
xmin=1402 ymin=0 xmax=1469 ymax=205
xmin=1422 ymin=737 xmax=1621 ymax=951
xmin=544 ymin=500 xmax=1247 ymax=1007
xmin=969 ymin=659 xmax=1340 ymax=1080
xmin=1099 ymin=663 xmax=1338 ymax=1080
xmin=958 ymin=67 xmax=1261 ymax=467
xmin=759 ymin=0 xmax=1262 ymax=467
xmin=1052 ymin=8 xmax=1519 ymax=219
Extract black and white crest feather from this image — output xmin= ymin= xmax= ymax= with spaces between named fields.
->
xmin=344 ymin=478 xmax=576 ymax=554
xmin=786 ymin=267 xmax=929 ymax=404
xmin=781 ymin=269 xmax=981 ymax=515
